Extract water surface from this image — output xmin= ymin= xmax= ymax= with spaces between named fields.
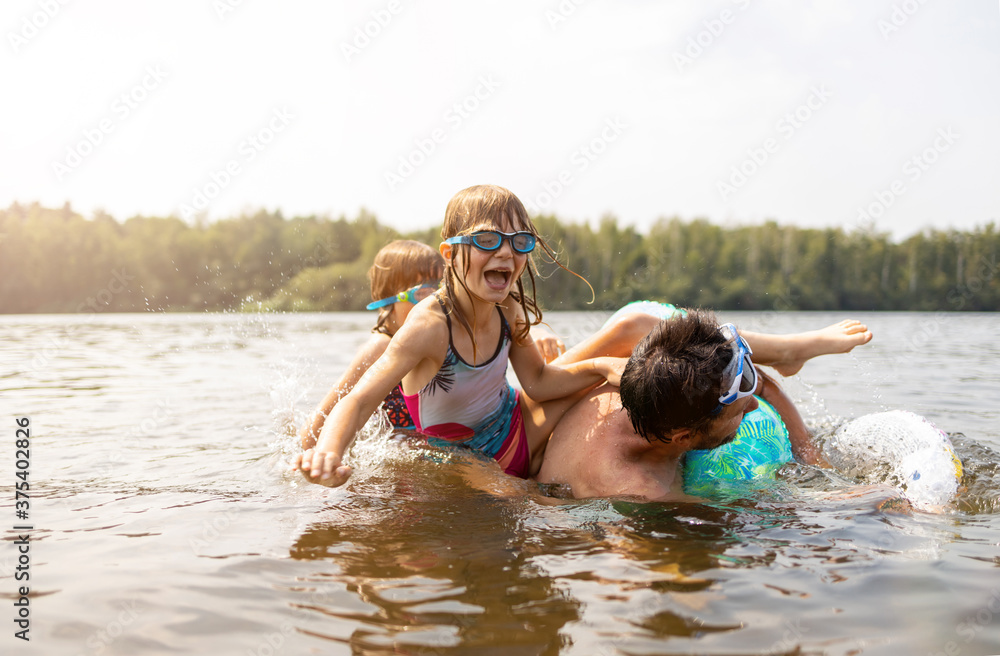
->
xmin=1 ymin=311 xmax=999 ymax=655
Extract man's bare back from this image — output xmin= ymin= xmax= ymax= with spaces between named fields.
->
xmin=535 ymin=386 xmax=689 ymax=501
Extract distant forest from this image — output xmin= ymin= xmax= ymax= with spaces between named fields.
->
xmin=1 ymin=202 xmax=997 ymax=313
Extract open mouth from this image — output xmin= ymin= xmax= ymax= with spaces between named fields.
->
xmin=484 ymin=269 xmax=511 ymax=290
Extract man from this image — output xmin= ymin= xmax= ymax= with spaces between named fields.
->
xmin=535 ymin=310 xmax=825 ymax=501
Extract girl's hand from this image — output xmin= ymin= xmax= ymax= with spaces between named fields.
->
xmin=293 ymin=449 xmax=353 ymax=487
xmin=529 ymin=324 xmax=566 ymax=363
xmin=598 ymin=357 xmax=627 ymax=387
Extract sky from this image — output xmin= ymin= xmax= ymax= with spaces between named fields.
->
xmin=2 ymin=0 xmax=998 ymax=240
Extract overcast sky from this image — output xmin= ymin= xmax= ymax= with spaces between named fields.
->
xmin=3 ymin=0 xmax=997 ymax=240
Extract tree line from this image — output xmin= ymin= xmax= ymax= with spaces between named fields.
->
xmin=1 ymin=202 xmax=996 ymax=314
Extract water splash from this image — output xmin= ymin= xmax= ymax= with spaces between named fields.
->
xmin=823 ymin=410 xmax=962 ymax=511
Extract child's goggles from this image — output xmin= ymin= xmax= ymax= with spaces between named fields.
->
xmin=444 ymin=230 xmax=537 ymax=254
xmin=710 ymin=323 xmax=757 ymax=415
xmin=365 ymin=283 xmax=437 ymax=311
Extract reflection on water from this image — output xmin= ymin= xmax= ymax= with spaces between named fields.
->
xmin=2 ymin=312 xmax=999 ymax=655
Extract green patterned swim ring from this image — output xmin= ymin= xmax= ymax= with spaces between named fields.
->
xmin=604 ymin=300 xmax=687 ymax=327
xmin=683 ymin=396 xmax=793 ymax=485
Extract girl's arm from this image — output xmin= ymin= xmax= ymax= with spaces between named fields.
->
xmin=506 ymin=304 xmax=624 ymax=403
xmin=294 ymin=305 xmax=448 ymax=487
xmin=298 ymin=333 xmax=391 ymax=449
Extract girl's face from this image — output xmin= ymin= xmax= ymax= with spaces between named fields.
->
xmin=453 ymin=216 xmax=529 ymax=304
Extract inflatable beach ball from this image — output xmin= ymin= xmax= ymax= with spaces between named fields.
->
xmin=824 ymin=410 xmax=963 ymax=510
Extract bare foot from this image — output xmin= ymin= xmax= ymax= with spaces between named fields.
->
xmin=770 ymin=320 xmax=873 ymax=376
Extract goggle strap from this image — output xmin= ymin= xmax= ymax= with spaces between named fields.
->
xmin=365 ymin=297 xmax=396 ymax=310
xmin=716 ymin=324 xmax=757 ymax=404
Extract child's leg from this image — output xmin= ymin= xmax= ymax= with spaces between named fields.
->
xmin=741 ymin=320 xmax=872 ymax=376
xmin=555 ymin=307 xmax=872 ymax=377
xmin=553 ymin=311 xmax=660 ymax=363
xmin=755 ymin=368 xmax=828 ymax=467
xmin=520 ymin=389 xmax=591 ymax=476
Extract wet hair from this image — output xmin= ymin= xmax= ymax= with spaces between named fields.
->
xmin=368 ymin=240 xmax=444 ymax=335
xmin=439 ymin=184 xmax=591 ymax=353
xmin=618 ymin=310 xmax=734 ymax=442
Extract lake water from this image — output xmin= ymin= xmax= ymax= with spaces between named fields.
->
xmin=2 ymin=311 xmax=999 ymax=655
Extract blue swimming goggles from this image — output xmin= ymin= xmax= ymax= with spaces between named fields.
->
xmin=365 ymin=283 xmax=437 ymax=311
xmin=710 ymin=323 xmax=757 ymax=415
xmin=444 ymin=230 xmax=537 ymax=254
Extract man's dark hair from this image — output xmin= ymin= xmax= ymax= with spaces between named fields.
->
xmin=618 ymin=309 xmax=732 ymax=442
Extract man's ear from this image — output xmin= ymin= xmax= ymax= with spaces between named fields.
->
xmin=671 ymin=428 xmax=695 ymax=446
xmin=439 ymin=242 xmax=452 ymax=262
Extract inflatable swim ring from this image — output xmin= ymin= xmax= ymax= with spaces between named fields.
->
xmin=605 ymin=300 xmax=686 ymax=327
xmin=823 ymin=410 xmax=963 ymax=510
xmin=683 ymin=396 xmax=794 ymax=493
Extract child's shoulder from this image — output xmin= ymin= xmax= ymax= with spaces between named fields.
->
xmin=358 ymin=331 xmax=392 ymax=354
xmin=398 ymin=295 xmax=450 ymax=336
xmin=499 ymin=296 xmax=533 ymax=333
xmin=386 ymin=298 xmax=451 ymax=361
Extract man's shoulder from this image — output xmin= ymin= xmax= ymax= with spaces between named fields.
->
xmin=554 ymin=387 xmax=631 ymax=439
xmin=542 ymin=386 xmax=689 ymax=500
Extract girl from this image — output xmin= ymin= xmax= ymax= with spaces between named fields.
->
xmin=298 ymin=240 xmax=443 ymax=448
xmin=298 ymin=239 xmax=567 ymax=449
xmin=295 ymin=185 xmax=623 ymax=486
